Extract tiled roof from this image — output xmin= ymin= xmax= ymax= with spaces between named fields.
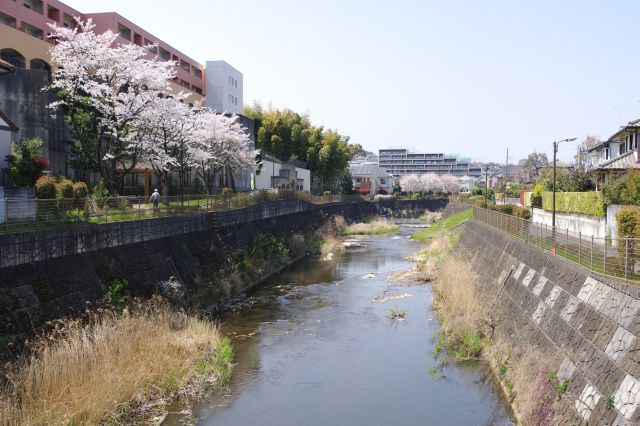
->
xmin=597 ymin=151 xmax=640 ymax=170
xmin=349 ymin=164 xmax=380 ymax=176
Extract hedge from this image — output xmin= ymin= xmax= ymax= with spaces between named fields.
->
xmin=541 ymin=191 xmax=605 ymax=217
xmin=523 ymin=191 xmax=533 ymax=207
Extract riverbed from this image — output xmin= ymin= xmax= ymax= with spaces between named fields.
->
xmin=165 ymin=227 xmax=515 ymax=425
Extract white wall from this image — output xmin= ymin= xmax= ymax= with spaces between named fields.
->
xmin=532 ymin=208 xmax=606 ymax=239
xmin=204 ymin=61 xmax=243 ymax=115
xmin=0 ymin=129 xmax=11 ymax=169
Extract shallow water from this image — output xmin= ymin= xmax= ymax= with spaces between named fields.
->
xmin=165 ymin=227 xmax=515 ymax=426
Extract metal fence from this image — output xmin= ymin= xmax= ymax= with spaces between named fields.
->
xmin=0 ymin=190 xmax=367 ymax=231
xmin=473 ymin=206 xmax=640 ymax=283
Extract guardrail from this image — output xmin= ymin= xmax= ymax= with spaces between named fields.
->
xmin=0 ymin=191 xmax=367 ymax=232
xmin=473 ymin=206 xmax=640 ymax=282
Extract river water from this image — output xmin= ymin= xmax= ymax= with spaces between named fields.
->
xmin=166 ymin=227 xmax=515 ymax=425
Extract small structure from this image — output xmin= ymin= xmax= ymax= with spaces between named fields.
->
xmin=349 ymin=164 xmax=392 ymax=195
xmin=255 ymin=156 xmax=310 ymax=191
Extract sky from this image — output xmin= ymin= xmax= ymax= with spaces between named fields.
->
xmin=64 ymin=0 xmax=640 ymax=163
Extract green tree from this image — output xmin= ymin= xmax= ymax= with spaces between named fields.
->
xmin=520 ymin=152 xmax=549 ymax=183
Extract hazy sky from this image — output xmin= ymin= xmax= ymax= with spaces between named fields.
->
xmin=64 ymin=0 xmax=640 ymax=163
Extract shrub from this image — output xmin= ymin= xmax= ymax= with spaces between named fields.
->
xmin=323 ymin=190 xmax=332 ymax=196
xmin=603 ymin=170 xmax=640 ymax=205
xmin=615 ymin=207 xmax=640 ymax=238
xmin=57 ymin=178 xmax=75 ymax=199
xmin=73 ymin=181 xmax=89 ymax=198
xmin=221 ymin=187 xmax=234 ymax=195
xmin=374 ymin=194 xmax=394 ymax=201
xmin=474 ymin=199 xmax=487 ymax=208
xmin=541 ymin=191 xmax=605 ymax=216
xmin=615 ymin=207 xmax=640 ymax=277
xmin=35 ymin=175 xmax=57 ymax=199
xmin=523 ymin=192 xmax=533 ymax=207
xmin=5 ymin=137 xmax=44 ymax=186
xmin=532 ymin=183 xmax=544 ymax=197
xmin=512 ymin=205 xmax=532 ymax=219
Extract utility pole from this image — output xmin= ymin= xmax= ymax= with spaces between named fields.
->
xmin=504 ymin=148 xmax=508 ymax=204
xmin=552 ymin=137 xmax=577 ymax=228
xmin=485 ymin=167 xmax=489 ymax=207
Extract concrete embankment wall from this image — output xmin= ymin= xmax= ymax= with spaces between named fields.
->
xmin=0 ymin=199 xmax=445 ymax=354
xmin=459 ymin=220 xmax=640 ymax=425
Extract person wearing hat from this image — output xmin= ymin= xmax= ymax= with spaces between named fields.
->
xmin=150 ymin=188 xmax=161 ymax=211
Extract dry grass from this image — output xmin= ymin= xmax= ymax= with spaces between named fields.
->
xmin=430 ymin=251 xmax=486 ymax=359
xmin=342 ymin=218 xmax=399 ymax=236
xmin=419 ymin=211 xmax=441 ymax=224
xmin=0 ymin=300 xmax=231 ymax=425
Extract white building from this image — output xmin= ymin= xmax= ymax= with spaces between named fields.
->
xmin=255 ymin=158 xmax=310 ymax=192
xmin=204 ymin=60 xmax=243 ymax=114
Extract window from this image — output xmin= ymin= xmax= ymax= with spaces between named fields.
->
xmin=23 ymin=0 xmax=43 ymax=14
xmin=144 ymin=39 xmax=157 ymax=53
xmin=159 ymin=47 xmax=170 ymax=61
xmin=192 ymin=67 xmax=202 ymax=79
xmin=379 ymin=178 xmax=386 ymax=185
xmin=620 ymin=142 xmax=627 ymax=155
xmin=0 ymin=12 xmax=16 ymax=28
xmin=22 ymin=21 xmax=43 ymax=39
xmin=117 ymin=24 xmax=131 ymax=41
xmin=603 ymin=148 xmax=610 ymax=160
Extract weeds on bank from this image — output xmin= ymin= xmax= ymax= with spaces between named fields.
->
xmin=342 ymin=218 xmax=399 ymax=236
xmin=0 ymin=299 xmax=232 ymax=425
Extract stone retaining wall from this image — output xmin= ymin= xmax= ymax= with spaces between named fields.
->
xmin=460 ymin=220 xmax=640 ymax=425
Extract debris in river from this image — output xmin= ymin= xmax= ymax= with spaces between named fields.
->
xmin=362 ymin=273 xmax=375 ymax=279
xmin=342 ymin=240 xmax=366 ymax=248
xmin=373 ymin=292 xmax=413 ymax=303
xmin=388 ymin=306 xmax=407 ymax=320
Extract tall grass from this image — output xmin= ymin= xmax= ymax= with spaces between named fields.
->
xmin=429 ymin=245 xmax=486 ymax=360
xmin=0 ymin=301 xmax=232 ymax=425
xmin=341 ymin=218 xmax=399 ymax=236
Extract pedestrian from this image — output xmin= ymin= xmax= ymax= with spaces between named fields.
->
xmin=150 ymin=188 xmax=160 ymax=212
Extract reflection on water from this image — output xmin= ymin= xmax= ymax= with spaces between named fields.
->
xmin=164 ymin=231 xmax=515 ymax=426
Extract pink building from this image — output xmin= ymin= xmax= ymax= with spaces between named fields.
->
xmin=0 ymin=0 xmax=205 ymax=97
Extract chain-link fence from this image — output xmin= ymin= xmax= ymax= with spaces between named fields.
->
xmin=473 ymin=206 xmax=640 ymax=282
xmin=0 ymin=190 xmax=367 ymax=231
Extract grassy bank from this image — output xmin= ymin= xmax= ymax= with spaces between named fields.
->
xmin=0 ymin=301 xmax=233 ymax=425
xmin=341 ymin=218 xmax=399 ymax=236
xmin=411 ymin=208 xmax=472 ymax=242
xmin=416 ymin=219 xmax=563 ymax=424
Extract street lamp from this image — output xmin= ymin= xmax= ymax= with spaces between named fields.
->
xmin=552 ymin=137 xmax=577 ymax=228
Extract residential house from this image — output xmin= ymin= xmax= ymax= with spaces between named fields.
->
xmin=349 ymin=164 xmax=393 ymax=195
xmin=587 ymin=119 xmax=640 ymax=187
xmin=255 ymin=156 xmax=310 ymax=192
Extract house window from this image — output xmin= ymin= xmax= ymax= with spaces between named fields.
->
xmin=379 ymin=178 xmax=386 ymax=185
xmin=603 ymin=148 xmax=610 ymax=160
xmin=620 ymin=142 xmax=627 ymax=155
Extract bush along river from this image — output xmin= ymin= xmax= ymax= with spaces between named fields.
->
xmin=163 ymin=224 xmax=515 ymax=425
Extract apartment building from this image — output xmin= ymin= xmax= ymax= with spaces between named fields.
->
xmin=379 ymin=149 xmax=482 ymax=178
xmin=0 ymin=0 xmax=205 ymax=97
xmin=204 ymin=61 xmax=243 ymax=115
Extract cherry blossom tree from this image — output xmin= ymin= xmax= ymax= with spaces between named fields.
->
xmin=192 ymin=111 xmax=256 ymax=192
xmin=439 ymin=175 xmax=461 ymax=193
xmin=48 ymin=18 xmax=176 ymax=191
xmin=139 ymin=93 xmax=197 ymax=195
xmin=399 ymin=174 xmax=422 ymax=193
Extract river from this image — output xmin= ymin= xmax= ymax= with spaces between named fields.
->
xmin=165 ymin=226 xmax=515 ymax=425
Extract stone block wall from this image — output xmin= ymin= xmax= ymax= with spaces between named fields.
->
xmin=460 ymin=220 xmax=640 ymax=425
